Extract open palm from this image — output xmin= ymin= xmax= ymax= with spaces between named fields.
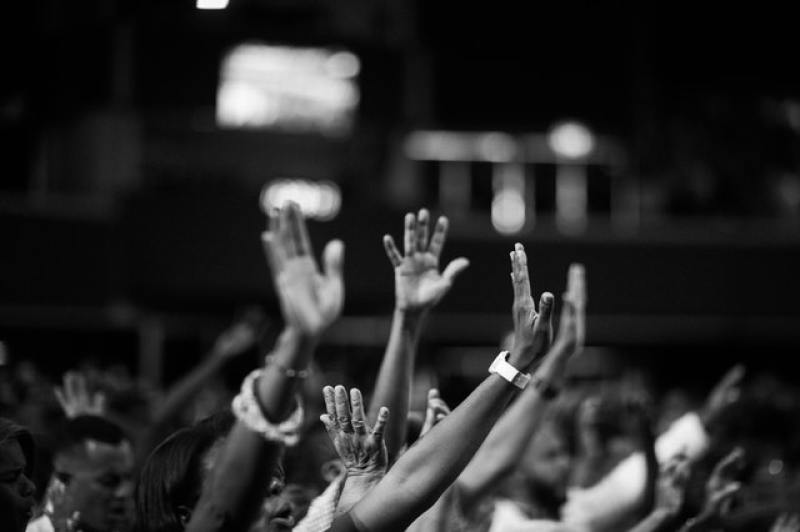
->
xmin=384 ymin=209 xmax=469 ymax=313
xmin=262 ymin=203 xmax=344 ymax=337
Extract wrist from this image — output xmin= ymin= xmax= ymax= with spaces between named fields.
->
xmin=394 ymin=305 xmax=429 ymax=322
xmin=270 ymin=327 xmax=317 ymax=369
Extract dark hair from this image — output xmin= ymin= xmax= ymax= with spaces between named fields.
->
xmin=135 ymin=411 xmax=234 ymax=532
xmin=0 ymin=418 xmax=35 ymax=477
xmin=55 ymin=415 xmax=127 ymax=456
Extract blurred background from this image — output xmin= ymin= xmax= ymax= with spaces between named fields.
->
xmin=1 ymin=0 xmax=799 ymax=398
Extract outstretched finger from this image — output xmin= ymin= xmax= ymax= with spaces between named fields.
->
xmin=322 ymin=240 xmax=345 ymax=285
xmin=539 ymin=292 xmax=555 ymax=345
xmin=322 ymin=386 xmax=337 ymax=424
xmin=442 ymin=257 xmax=470 ymax=285
xmin=714 ymin=482 xmax=741 ymax=515
xmin=515 ymin=243 xmax=532 ymax=300
xmin=510 ymin=250 xmax=522 ymax=300
xmin=416 ymin=208 xmax=430 ymax=253
xmin=428 ymin=216 xmax=449 ymax=258
xmin=567 ymin=263 xmax=586 ymax=308
xmin=350 ymin=388 xmax=368 ymax=435
xmin=334 ymin=385 xmax=353 ymax=433
xmin=54 ymin=386 xmax=68 ymax=412
xmin=278 ymin=206 xmax=298 ymax=259
xmin=403 ymin=213 xmax=417 ymax=256
xmin=717 ymin=365 xmax=746 ymax=394
xmin=261 ymin=232 xmax=286 ymax=274
xmin=371 ymin=407 xmax=389 ymax=440
xmin=713 ymin=447 xmax=745 ymax=481
xmin=383 ymin=235 xmax=403 ymax=267
xmin=286 ymin=202 xmax=312 ymax=257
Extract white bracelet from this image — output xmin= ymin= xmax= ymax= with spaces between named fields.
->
xmin=231 ymin=368 xmax=304 ymax=446
xmin=488 ymin=351 xmax=532 ymax=390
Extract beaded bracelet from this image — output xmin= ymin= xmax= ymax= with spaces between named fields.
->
xmin=231 ymin=368 xmax=304 ymax=446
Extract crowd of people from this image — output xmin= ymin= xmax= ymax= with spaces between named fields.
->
xmin=2 ymin=204 xmax=799 ymax=531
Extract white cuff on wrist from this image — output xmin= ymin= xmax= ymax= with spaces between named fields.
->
xmin=489 ymin=351 xmax=531 ymax=389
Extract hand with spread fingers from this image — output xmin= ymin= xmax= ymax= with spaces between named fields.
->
xmin=321 ymin=386 xmax=389 ymax=476
xmin=680 ymin=448 xmax=745 ymax=531
xmin=702 ymin=447 xmax=744 ymax=518
xmin=54 ymin=371 xmax=107 ymax=419
xmin=771 ymin=513 xmax=800 ymax=532
xmin=383 ymin=209 xmax=469 ymax=315
xmin=419 ymin=388 xmax=451 ymax=439
xmin=261 ymin=202 xmax=344 ymax=337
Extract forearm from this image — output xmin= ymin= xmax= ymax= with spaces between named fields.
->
xmin=152 ymin=351 xmax=225 ymax=425
xmin=352 ymin=373 xmax=518 ymax=531
xmin=367 ymin=308 xmax=423 ymax=462
xmin=186 ymin=422 xmax=282 ymax=532
xmin=187 ymin=328 xmax=315 ymax=532
xmin=337 ymin=472 xmax=384 ymax=515
xmin=458 ymin=343 xmax=571 ymax=503
xmin=457 ymin=384 xmax=546 ymax=502
xmin=256 ymin=327 xmax=317 ymax=421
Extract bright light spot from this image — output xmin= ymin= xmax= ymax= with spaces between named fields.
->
xmin=477 ymin=133 xmax=516 ymax=162
xmin=260 ymin=179 xmax=342 ymax=221
xmin=324 ymin=52 xmax=361 ymax=79
xmin=548 ymin=121 xmax=595 ymax=160
xmin=769 ymin=459 xmax=784 ymax=476
xmin=197 ymin=0 xmax=229 ymax=9
xmin=492 ymin=189 xmax=526 ymax=234
xmin=217 ymin=44 xmax=359 ymax=135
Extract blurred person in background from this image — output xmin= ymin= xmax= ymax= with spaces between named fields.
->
xmin=0 ymin=418 xmax=37 ymax=532
xmin=27 ymin=415 xmax=135 ymax=532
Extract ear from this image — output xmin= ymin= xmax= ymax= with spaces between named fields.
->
xmin=176 ymin=505 xmax=192 ymax=527
xmin=320 ymin=459 xmax=344 ymax=483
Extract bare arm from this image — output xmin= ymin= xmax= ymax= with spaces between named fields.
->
xmin=369 ymin=209 xmax=468 ymax=463
xmin=458 ymin=263 xmax=586 ymax=505
xmin=186 ymin=203 xmax=344 ymax=532
xmin=340 ymin=245 xmax=572 ymax=531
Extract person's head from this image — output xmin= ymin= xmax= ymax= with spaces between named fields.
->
xmin=135 ymin=411 xmax=292 ymax=532
xmin=50 ymin=415 xmax=134 ymax=532
xmin=0 ymin=418 xmax=36 ymax=532
xmin=519 ymin=415 xmax=574 ymax=513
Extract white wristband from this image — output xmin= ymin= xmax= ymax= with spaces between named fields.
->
xmin=231 ymin=368 xmax=304 ymax=446
xmin=488 ymin=351 xmax=531 ymax=389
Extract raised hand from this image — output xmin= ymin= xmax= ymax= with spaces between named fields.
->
xmin=553 ymin=263 xmax=587 ymax=354
xmin=383 ymin=209 xmax=469 ymax=314
xmin=321 ymin=386 xmax=389 ymax=476
xmin=702 ymin=447 xmax=744 ymax=518
xmin=261 ymin=203 xmax=344 ymax=337
xmin=419 ymin=388 xmax=451 ymax=439
xmin=508 ymin=243 xmax=555 ymax=367
xmin=701 ymin=365 xmax=745 ymax=428
xmin=54 ymin=371 xmax=106 ymax=419
xmin=771 ymin=514 xmax=800 ymax=532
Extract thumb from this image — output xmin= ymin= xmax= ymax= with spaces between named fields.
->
xmin=323 ymin=239 xmax=345 ymax=281
xmin=442 ymin=257 xmax=470 ymax=284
